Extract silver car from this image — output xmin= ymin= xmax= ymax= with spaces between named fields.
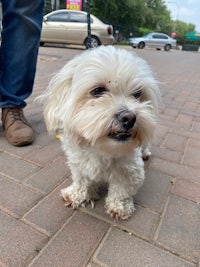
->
xmin=128 ymin=32 xmax=176 ymax=51
xmin=40 ymin=9 xmax=114 ymax=49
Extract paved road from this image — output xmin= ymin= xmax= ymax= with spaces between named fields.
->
xmin=0 ymin=45 xmax=200 ymax=267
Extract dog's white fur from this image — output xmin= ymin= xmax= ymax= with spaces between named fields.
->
xmin=40 ymin=46 xmax=160 ymax=220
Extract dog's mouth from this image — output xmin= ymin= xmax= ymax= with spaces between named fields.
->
xmin=108 ymin=112 xmax=137 ymax=142
xmin=108 ymin=131 xmax=132 ymax=142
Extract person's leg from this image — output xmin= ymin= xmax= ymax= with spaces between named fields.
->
xmin=0 ymin=0 xmax=44 ymax=146
xmin=0 ymin=0 xmax=44 ymax=107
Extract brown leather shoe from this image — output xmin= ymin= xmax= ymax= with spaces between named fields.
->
xmin=1 ymin=107 xmax=34 ymax=146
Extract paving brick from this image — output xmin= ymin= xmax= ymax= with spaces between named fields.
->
xmin=0 ymin=151 xmax=39 ymax=181
xmin=0 ymin=174 xmax=43 ymax=217
xmin=83 ymin=170 xmax=171 ymax=238
xmin=1 ymin=46 xmax=200 ymax=267
xmin=161 ymin=133 xmax=187 ymax=152
xmin=182 ymin=145 xmax=200 ymax=168
xmin=24 ymin=181 xmax=74 ymax=236
xmin=160 ymin=112 xmax=190 ymax=129
xmin=189 ymin=138 xmax=200 ymax=148
xmin=178 ymin=89 xmax=191 ymax=97
xmin=160 ymin=114 xmax=193 ymax=133
xmin=153 ymin=124 xmax=170 ymax=146
xmin=29 ymin=116 xmax=47 ymax=136
xmin=29 ymin=212 xmax=109 ymax=267
xmin=175 ymin=114 xmax=193 ymax=129
xmin=151 ymin=146 xmax=181 ymax=162
xmin=150 ymin=157 xmax=200 ymax=184
xmin=84 ymin=193 xmax=160 ymax=239
xmin=33 ymin=132 xmax=55 ymax=147
xmin=25 ymin=156 xmax=70 ymax=193
xmin=25 ymin=140 xmax=62 ymax=166
xmin=0 ymin=211 xmax=47 ymax=267
xmin=159 ymin=114 xmax=176 ymax=126
xmin=155 ymin=195 xmax=200 ymax=262
xmin=162 ymin=107 xmax=179 ymax=119
xmin=93 ymin=227 xmax=195 ymax=267
xmin=172 ymin=179 xmax=200 ymax=203
xmin=0 ymin=137 xmax=40 ymax=157
xmin=183 ymin=101 xmax=198 ymax=111
xmin=135 ymin=168 xmax=172 ymax=212
xmin=120 ymin=205 xmax=160 ymax=239
xmin=172 ymin=127 xmax=200 ymax=141
xmin=175 ymin=98 xmax=188 ymax=107
xmin=192 ymin=121 xmax=200 ymax=132
xmin=87 ymin=262 xmax=101 ymax=267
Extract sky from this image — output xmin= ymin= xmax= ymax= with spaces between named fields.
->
xmin=165 ymin=0 xmax=200 ymax=32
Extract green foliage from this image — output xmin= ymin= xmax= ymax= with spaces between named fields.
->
xmin=87 ymin=0 xmax=197 ymax=42
xmin=88 ymin=0 xmax=173 ymax=37
xmin=174 ymin=21 xmax=196 ymax=45
xmin=138 ymin=27 xmax=153 ymax=36
xmin=44 ymin=0 xmax=198 ymax=44
xmin=86 ymin=0 xmax=176 ymax=38
xmin=44 ymin=0 xmax=66 ymax=14
xmin=44 ymin=0 xmax=52 ymax=14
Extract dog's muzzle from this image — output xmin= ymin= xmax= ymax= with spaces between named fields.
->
xmin=108 ymin=110 xmax=136 ymax=142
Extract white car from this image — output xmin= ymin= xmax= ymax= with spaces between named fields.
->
xmin=128 ymin=32 xmax=176 ymax=51
xmin=41 ymin=9 xmax=114 ymax=49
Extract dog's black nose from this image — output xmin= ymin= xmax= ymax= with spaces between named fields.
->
xmin=116 ymin=110 xmax=136 ymax=130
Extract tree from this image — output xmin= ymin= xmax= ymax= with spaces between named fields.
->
xmin=175 ymin=21 xmax=196 ymax=44
xmin=144 ymin=0 xmax=172 ymax=33
xmin=44 ymin=0 xmax=196 ymax=43
xmin=89 ymin=0 xmax=173 ymax=37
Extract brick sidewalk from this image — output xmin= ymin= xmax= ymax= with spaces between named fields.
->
xmin=0 ymin=46 xmax=199 ymax=267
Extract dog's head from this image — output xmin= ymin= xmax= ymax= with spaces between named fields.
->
xmin=42 ymin=46 xmax=160 ymax=157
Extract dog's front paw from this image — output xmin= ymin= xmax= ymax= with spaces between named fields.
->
xmin=142 ymin=147 xmax=151 ymax=160
xmin=105 ymin=197 xmax=135 ymax=220
xmin=61 ymin=188 xmax=75 ymax=207
xmin=61 ymin=185 xmax=98 ymax=209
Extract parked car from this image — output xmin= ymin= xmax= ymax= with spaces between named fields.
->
xmin=40 ymin=10 xmax=114 ymax=49
xmin=128 ymin=32 xmax=176 ymax=51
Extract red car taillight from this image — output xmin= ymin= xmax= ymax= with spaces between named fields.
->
xmin=107 ymin=26 xmax=112 ymax=35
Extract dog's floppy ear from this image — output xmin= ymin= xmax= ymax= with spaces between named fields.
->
xmin=39 ymin=57 xmax=78 ymax=134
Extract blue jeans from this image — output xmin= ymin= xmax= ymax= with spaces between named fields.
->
xmin=0 ymin=0 xmax=44 ymax=108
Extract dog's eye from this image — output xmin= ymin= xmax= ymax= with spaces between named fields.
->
xmin=132 ymin=89 xmax=142 ymax=99
xmin=90 ymin=87 xmax=107 ymax=98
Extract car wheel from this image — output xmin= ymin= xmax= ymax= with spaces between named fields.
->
xmin=40 ymin=42 xmax=44 ymax=46
xmin=138 ymin=42 xmax=145 ymax=49
xmin=85 ymin=36 xmax=101 ymax=49
xmin=164 ymin=44 xmax=171 ymax=51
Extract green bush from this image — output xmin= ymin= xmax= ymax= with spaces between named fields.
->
xmin=138 ymin=27 xmax=154 ymax=36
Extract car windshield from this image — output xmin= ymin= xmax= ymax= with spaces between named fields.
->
xmin=91 ymin=15 xmax=104 ymax=24
xmin=143 ymin=33 xmax=152 ymax=38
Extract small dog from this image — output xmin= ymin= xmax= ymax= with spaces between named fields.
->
xmin=40 ymin=46 xmax=160 ymax=220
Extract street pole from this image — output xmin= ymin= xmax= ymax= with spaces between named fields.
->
xmin=166 ymin=1 xmax=179 ymax=32
xmin=85 ymin=0 xmax=91 ymax=48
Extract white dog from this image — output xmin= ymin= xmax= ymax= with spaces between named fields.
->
xmin=40 ymin=46 xmax=160 ymax=220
